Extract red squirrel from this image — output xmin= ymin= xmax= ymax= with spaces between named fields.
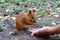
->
xmin=15 ymin=9 xmax=36 ymax=33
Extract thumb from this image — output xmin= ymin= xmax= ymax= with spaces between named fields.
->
xmin=31 ymin=31 xmax=37 ymax=36
xmin=31 ymin=32 xmax=36 ymax=36
xmin=31 ymin=33 xmax=34 ymax=36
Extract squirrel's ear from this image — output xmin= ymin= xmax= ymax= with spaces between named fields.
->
xmin=28 ymin=10 xmax=32 ymax=15
xmin=32 ymin=9 xmax=35 ymax=12
xmin=29 ymin=10 xmax=31 ymax=13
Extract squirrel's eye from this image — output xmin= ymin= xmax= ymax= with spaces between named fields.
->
xmin=31 ymin=16 xmax=34 ymax=18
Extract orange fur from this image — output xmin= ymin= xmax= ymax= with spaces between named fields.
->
xmin=15 ymin=9 xmax=36 ymax=33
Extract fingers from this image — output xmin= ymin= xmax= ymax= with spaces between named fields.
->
xmin=28 ymin=30 xmax=34 ymax=33
xmin=28 ymin=29 xmax=39 ymax=36
xmin=31 ymin=28 xmax=38 ymax=30
xmin=28 ymin=28 xmax=39 ymax=32
xmin=28 ymin=28 xmax=37 ymax=31
xmin=31 ymin=33 xmax=34 ymax=36
xmin=31 ymin=31 xmax=40 ymax=36
xmin=29 ymin=30 xmax=37 ymax=36
xmin=28 ymin=28 xmax=37 ymax=36
xmin=28 ymin=28 xmax=47 ymax=36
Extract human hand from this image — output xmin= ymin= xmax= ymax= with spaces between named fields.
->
xmin=28 ymin=26 xmax=52 ymax=36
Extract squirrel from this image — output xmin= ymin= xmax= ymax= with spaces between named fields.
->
xmin=15 ymin=9 xmax=36 ymax=33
